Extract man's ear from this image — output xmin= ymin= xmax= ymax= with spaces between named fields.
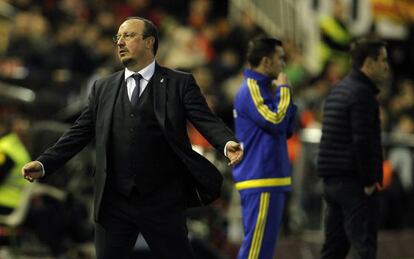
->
xmin=360 ymin=56 xmax=376 ymax=78
xmin=364 ymin=56 xmax=375 ymax=69
xmin=145 ymin=36 xmax=155 ymax=49
xmin=261 ymin=56 xmax=271 ymax=67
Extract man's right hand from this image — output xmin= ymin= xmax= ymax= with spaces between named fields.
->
xmin=274 ymin=72 xmax=290 ymax=86
xmin=21 ymin=161 xmax=44 ymax=182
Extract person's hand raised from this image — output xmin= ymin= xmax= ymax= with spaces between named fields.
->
xmin=274 ymin=72 xmax=290 ymax=86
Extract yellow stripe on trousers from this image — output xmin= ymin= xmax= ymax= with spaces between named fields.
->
xmin=248 ymin=192 xmax=270 ymax=259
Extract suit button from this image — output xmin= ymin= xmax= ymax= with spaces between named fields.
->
xmin=130 ymin=113 xmax=134 ymax=117
xmin=130 ymin=128 xmax=134 ymax=132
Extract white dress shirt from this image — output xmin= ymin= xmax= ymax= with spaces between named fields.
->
xmin=124 ymin=60 xmax=156 ymax=101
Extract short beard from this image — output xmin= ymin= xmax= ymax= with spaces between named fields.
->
xmin=121 ymin=57 xmax=137 ymax=68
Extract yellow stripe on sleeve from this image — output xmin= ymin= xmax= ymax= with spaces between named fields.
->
xmin=248 ymin=192 xmax=270 ymax=259
xmin=247 ymin=79 xmax=290 ymax=124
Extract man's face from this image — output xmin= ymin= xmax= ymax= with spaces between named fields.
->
xmin=266 ymin=46 xmax=285 ymax=78
xmin=370 ymin=47 xmax=390 ymax=83
xmin=116 ymin=19 xmax=151 ymax=69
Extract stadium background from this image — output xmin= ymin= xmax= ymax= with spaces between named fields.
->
xmin=1 ymin=0 xmax=414 ymax=258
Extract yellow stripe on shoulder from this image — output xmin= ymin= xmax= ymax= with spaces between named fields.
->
xmin=247 ymin=79 xmax=290 ymax=124
xmin=236 ymin=177 xmax=292 ymax=190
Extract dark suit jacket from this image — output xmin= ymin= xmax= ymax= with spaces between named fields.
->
xmin=38 ymin=63 xmax=237 ymax=220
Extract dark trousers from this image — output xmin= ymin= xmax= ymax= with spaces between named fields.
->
xmin=95 ymin=184 xmax=195 ymax=259
xmin=321 ymin=177 xmax=379 ymax=259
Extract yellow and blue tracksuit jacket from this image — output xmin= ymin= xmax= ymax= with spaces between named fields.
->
xmin=233 ymin=69 xmax=296 ymax=194
xmin=233 ymin=69 xmax=297 ymax=259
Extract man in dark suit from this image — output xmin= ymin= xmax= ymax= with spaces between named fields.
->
xmin=317 ymin=38 xmax=390 ymax=259
xmin=21 ymin=17 xmax=243 ymax=259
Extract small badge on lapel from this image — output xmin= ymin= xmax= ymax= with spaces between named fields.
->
xmin=160 ymin=78 xmax=164 ymax=83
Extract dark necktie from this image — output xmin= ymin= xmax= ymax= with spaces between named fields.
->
xmin=130 ymin=73 xmax=142 ymax=105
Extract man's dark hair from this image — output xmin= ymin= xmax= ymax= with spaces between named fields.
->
xmin=126 ymin=17 xmax=159 ymax=55
xmin=246 ymin=38 xmax=283 ymax=67
xmin=350 ymin=38 xmax=387 ymax=69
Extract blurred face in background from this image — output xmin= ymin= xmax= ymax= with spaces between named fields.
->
xmin=370 ymin=47 xmax=390 ymax=84
xmin=264 ymin=45 xmax=285 ymax=79
xmin=115 ymin=19 xmax=154 ymax=71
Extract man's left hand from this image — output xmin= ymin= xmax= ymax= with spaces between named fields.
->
xmin=226 ymin=141 xmax=243 ymax=166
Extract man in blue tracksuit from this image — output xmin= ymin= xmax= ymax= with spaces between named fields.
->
xmin=233 ymin=37 xmax=296 ymax=259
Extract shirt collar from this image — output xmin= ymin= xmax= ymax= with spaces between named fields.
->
xmin=243 ymin=69 xmax=272 ymax=86
xmin=349 ymin=68 xmax=380 ymax=94
xmin=124 ymin=60 xmax=156 ymax=81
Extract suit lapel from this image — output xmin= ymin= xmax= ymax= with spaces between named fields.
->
xmin=152 ymin=64 xmax=167 ymax=130
xmin=100 ymin=65 xmax=167 ymax=142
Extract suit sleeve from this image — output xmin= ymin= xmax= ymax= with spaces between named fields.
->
xmin=243 ymin=79 xmax=295 ymax=135
xmin=37 ymin=82 xmax=97 ymax=175
xmin=183 ymin=75 xmax=237 ymax=153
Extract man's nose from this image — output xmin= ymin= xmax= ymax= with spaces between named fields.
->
xmin=117 ymin=40 xmax=125 ymax=47
xmin=116 ymin=36 xmax=126 ymax=45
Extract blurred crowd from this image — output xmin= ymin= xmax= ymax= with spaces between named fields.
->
xmin=0 ymin=0 xmax=414 ymax=258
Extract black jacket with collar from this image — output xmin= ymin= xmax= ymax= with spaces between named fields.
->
xmin=317 ymin=69 xmax=383 ymax=186
xmin=37 ymin=63 xmax=237 ymax=220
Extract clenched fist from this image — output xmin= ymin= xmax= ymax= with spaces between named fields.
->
xmin=274 ymin=72 xmax=290 ymax=86
xmin=21 ymin=161 xmax=44 ymax=182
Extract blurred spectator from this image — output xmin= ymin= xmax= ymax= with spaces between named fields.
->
xmin=388 ymin=79 xmax=414 ymax=126
xmin=388 ymin=114 xmax=414 ymax=192
xmin=160 ymin=25 xmax=208 ymax=69
xmin=283 ymin=39 xmax=309 ymax=92
xmin=0 ymin=112 xmax=30 ymax=216
xmin=0 ymin=110 xmax=93 ymax=257
xmin=2 ymin=10 xmax=51 ymax=87
xmin=228 ymin=11 xmax=265 ymax=65
xmin=317 ymin=0 xmax=351 ymax=75
xmin=188 ymin=0 xmax=211 ymax=31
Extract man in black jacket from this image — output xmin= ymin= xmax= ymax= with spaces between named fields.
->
xmin=317 ymin=38 xmax=390 ymax=259
xmin=21 ymin=17 xmax=243 ymax=259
